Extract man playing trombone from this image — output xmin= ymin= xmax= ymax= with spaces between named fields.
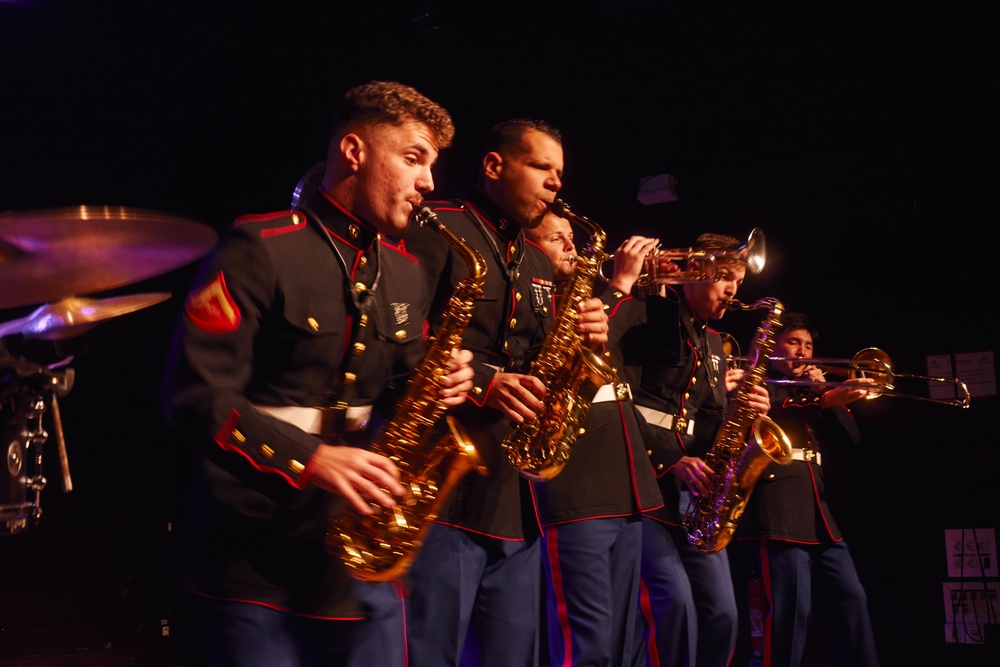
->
xmin=731 ymin=311 xmax=880 ymax=667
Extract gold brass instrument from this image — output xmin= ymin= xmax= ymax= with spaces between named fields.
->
xmin=600 ymin=227 xmax=766 ymax=294
xmin=682 ymin=297 xmax=793 ymax=554
xmin=326 ymin=206 xmax=489 ymax=582
xmin=501 ymin=199 xmax=618 ymax=481
xmin=727 ymin=343 xmax=971 ymax=408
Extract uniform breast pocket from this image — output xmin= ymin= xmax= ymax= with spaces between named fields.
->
xmin=273 ymin=292 xmax=345 ymax=377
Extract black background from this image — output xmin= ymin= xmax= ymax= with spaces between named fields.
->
xmin=2 ymin=1 xmax=998 ymax=665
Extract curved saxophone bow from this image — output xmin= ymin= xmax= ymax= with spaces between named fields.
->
xmin=326 ymin=206 xmax=488 ymax=582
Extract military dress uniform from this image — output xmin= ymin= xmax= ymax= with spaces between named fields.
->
xmin=402 ymin=190 xmax=555 ymax=667
xmin=621 ymin=287 xmax=739 ymax=667
xmin=162 ymin=189 xmax=429 ymax=666
xmin=531 ymin=282 xmax=663 ymax=667
xmin=732 ymin=374 xmax=879 ymax=667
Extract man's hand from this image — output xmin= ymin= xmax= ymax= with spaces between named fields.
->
xmin=608 ymin=235 xmax=660 ymax=294
xmin=744 ymin=383 xmax=771 ymax=416
xmin=485 ymin=372 xmax=548 ymax=423
xmin=672 ymin=455 xmax=716 ymax=497
xmin=577 ymin=296 xmax=609 ymax=346
xmin=310 ymin=445 xmax=406 ymax=514
xmin=820 ymin=377 xmax=879 ymax=408
xmin=438 ymin=348 xmax=474 ymax=407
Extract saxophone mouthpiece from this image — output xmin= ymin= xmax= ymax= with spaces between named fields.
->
xmin=547 ymin=199 xmax=570 ymax=216
xmin=414 ymin=206 xmax=440 ymax=231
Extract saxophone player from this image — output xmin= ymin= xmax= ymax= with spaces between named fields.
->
xmin=526 ymin=212 xmax=663 ymax=666
xmin=621 ymin=233 xmax=772 ymax=667
xmin=160 ymin=82 xmax=475 ymax=666
xmin=403 ymin=119 xmax=608 ymax=667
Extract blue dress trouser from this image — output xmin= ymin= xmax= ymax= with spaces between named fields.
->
xmin=542 ymin=515 xmax=644 ymax=667
xmin=406 ymin=522 xmax=541 ymax=667
xmin=757 ymin=539 xmax=879 ymax=667
xmin=639 ymin=516 xmax=738 ymax=667
xmin=207 ymin=580 xmax=405 ymax=667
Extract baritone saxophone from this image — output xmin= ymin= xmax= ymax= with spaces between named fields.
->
xmin=326 ymin=206 xmax=488 ymax=582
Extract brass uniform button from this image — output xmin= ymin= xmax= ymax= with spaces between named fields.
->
xmin=259 ymin=444 xmax=275 ymax=459
xmin=288 ymin=460 xmax=305 ymax=475
xmin=395 ymin=330 xmax=406 ymax=340
xmin=352 ymin=342 xmax=366 ymax=355
xmin=344 ymin=372 xmax=357 ymax=384
xmin=348 ymin=224 xmax=360 ymax=239
xmin=307 ymin=317 xmax=319 ymax=331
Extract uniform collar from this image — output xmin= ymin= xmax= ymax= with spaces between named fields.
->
xmin=468 ymin=188 xmax=521 ymax=245
xmin=299 ymin=190 xmax=380 ymax=251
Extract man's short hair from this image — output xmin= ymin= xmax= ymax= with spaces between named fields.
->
xmin=777 ymin=312 xmax=820 ymax=341
xmin=330 ymin=80 xmax=455 ymax=149
xmin=692 ymin=232 xmax=746 ymax=269
xmin=483 ymin=118 xmax=561 ymax=157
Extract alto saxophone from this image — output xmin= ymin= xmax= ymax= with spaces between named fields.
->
xmin=501 ymin=199 xmax=617 ymax=481
xmin=327 ymin=206 xmax=488 ymax=582
xmin=682 ymin=297 xmax=793 ymax=554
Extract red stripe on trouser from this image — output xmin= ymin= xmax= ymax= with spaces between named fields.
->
xmin=545 ymin=526 xmax=574 ymax=667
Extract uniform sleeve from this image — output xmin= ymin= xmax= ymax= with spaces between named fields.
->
xmin=162 ymin=226 xmax=330 ymax=494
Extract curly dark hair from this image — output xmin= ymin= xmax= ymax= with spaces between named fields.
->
xmin=330 ymin=80 xmax=455 ymax=148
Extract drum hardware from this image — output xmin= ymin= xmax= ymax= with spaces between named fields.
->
xmin=2 ymin=356 xmax=74 ymax=535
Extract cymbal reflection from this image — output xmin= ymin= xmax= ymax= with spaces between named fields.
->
xmin=0 ymin=293 xmax=172 ymax=340
xmin=0 ymin=205 xmax=217 ymax=310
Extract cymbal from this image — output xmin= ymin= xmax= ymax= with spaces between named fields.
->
xmin=0 ymin=205 xmax=217 ymax=310
xmin=0 ymin=293 xmax=172 ymax=340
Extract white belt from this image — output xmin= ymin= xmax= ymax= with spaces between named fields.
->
xmin=635 ymin=405 xmax=695 ymax=435
xmin=254 ymin=404 xmax=372 ymax=435
xmin=790 ymin=448 xmax=821 ymax=465
xmin=592 ymin=382 xmax=632 ymax=403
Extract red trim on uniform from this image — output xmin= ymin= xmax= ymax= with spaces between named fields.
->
xmin=384 ymin=237 xmax=419 ymax=264
xmin=185 ymin=271 xmax=242 ymax=334
xmin=233 ymin=210 xmax=291 ymax=227
xmin=639 ymin=577 xmax=661 ymax=667
xmin=177 ymin=583 xmax=366 ymax=621
xmin=605 ymin=294 xmax=633 ymax=317
xmin=214 ymin=409 xmax=304 ymax=489
xmin=545 ymin=526 xmax=574 ymax=666
xmin=430 ymin=520 xmax=525 ymax=541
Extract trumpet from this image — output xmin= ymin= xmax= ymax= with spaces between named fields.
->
xmin=599 ymin=227 xmax=766 ymax=294
xmin=725 ymin=341 xmax=971 ymax=408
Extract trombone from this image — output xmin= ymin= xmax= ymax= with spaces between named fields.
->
xmin=599 ymin=228 xmax=767 ymax=293
xmin=723 ymin=340 xmax=971 ymax=408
